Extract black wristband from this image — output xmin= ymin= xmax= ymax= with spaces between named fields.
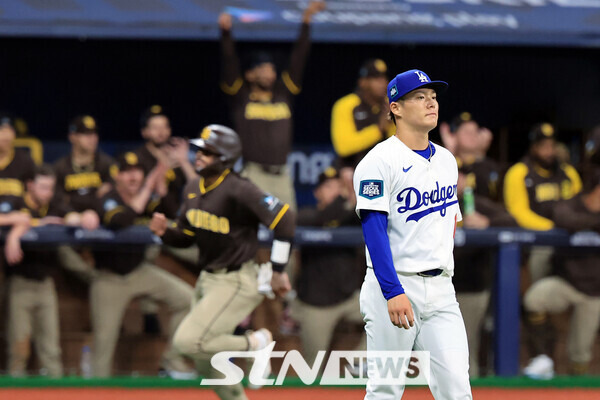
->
xmin=271 ymin=262 xmax=286 ymax=273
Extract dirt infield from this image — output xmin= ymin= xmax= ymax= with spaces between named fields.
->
xmin=0 ymin=387 xmax=598 ymax=400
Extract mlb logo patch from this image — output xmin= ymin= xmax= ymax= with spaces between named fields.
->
xmin=103 ymin=198 xmax=118 ymax=211
xmin=389 ymin=85 xmax=398 ymax=98
xmin=261 ymin=194 xmax=280 ymax=211
xmin=360 ymin=180 xmax=383 ymax=200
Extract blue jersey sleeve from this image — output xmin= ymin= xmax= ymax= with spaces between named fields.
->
xmin=360 ymin=210 xmax=404 ymax=300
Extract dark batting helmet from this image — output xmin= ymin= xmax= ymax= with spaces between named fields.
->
xmin=189 ymin=124 xmax=242 ymax=176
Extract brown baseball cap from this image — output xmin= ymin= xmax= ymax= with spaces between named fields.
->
xmin=359 ymin=59 xmax=388 ymax=79
xmin=529 ymin=122 xmax=556 ymax=144
xmin=140 ymin=104 xmax=168 ymax=129
xmin=69 ymin=115 xmax=98 ymax=134
xmin=115 ymin=151 xmax=144 ymax=172
xmin=317 ymin=166 xmax=339 ymax=186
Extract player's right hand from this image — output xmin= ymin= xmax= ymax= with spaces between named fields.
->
xmin=387 ymin=294 xmax=415 ymax=330
xmin=150 ymin=212 xmax=168 ymax=236
xmin=271 ymin=271 xmax=292 ymax=298
xmin=218 ymin=13 xmax=232 ymax=31
xmin=5 ymin=237 xmax=23 ymax=266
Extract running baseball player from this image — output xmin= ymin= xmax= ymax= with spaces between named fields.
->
xmin=354 ymin=69 xmax=472 ymax=399
xmin=150 ymin=124 xmax=295 ymax=400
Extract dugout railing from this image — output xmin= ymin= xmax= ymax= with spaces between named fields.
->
xmin=3 ymin=225 xmax=599 ymax=377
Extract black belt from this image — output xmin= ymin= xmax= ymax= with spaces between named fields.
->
xmin=417 ymin=268 xmax=443 ymax=277
xmin=259 ymin=164 xmax=285 ymax=175
xmin=208 ymin=264 xmax=242 ymax=274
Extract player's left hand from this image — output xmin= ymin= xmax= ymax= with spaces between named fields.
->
xmin=270 ymin=271 xmax=291 ymax=297
xmin=149 ymin=212 xmax=168 ymax=236
xmin=165 ymin=137 xmax=190 ymax=167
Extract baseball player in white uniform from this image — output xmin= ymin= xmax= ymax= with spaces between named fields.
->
xmin=353 ymin=69 xmax=472 ymax=399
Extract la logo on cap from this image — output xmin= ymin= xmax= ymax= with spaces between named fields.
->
xmin=415 ymin=71 xmax=429 ymax=83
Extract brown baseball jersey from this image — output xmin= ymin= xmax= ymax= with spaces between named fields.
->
xmin=0 ymin=149 xmax=36 ymax=205
xmin=53 ymin=151 xmax=116 ymax=212
xmin=161 ymin=169 xmax=295 ymax=272
xmin=95 ymin=189 xmax=154 ymax=275
xmin=457 ymin=156 xmax=502 ymax=202
xmin=504 ymin=157 xmax=582 ymax=230
xmin=552 ymin=195 xmax=600 ymax=297
xmin=132 ymin=145 xmax=186 ymax=219
xmin=220 ymin=24 xmax=310 ymax=166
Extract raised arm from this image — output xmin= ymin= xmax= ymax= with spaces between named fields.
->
xmin=219 ymin=12 xmax=243 ymax=96
xmin=282 ymin=1 xmax=326 ymax=94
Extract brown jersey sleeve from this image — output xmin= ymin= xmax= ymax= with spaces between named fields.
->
xmin=553 ymin=196 xmax=600 ymax=233
xmin=282 ymin=23 xmax=310 ymax=95
xmin=220 ymin=29 xmax=244 ymax=97
xmin=98 ymin=195 xmax=137 ymax=229
xmin=236 ymin=179 xmax=295 ymax=239
xmin=160 ymin=180 xmax=197 ymax=248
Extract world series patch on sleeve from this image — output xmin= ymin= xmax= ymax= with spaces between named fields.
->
xmin=360 ymin=180 xmax=383 ymax=200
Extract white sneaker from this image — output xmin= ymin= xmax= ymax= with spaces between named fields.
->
xmin=246 ymin=328 xmax=273 ymax=389
xmin=524 ymin=354 xmax=554 ymax=380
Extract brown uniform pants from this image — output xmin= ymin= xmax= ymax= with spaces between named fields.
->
xmin=524 ymin=276 xmax=600 ymax=364
xmin=173 ymin=262 xmax=264 ymax=400
xmin=290 ymin=291 xmax=366 ymax=366
xmin=90 ymin=262 xmax=193 ymax=377
xmin=457 ymin=290 xmax=490 ymax=377
xmin=527 ymin=246 xmax=554 ymax=283
xmin=7 ymin=276 xmax=63 ymax=377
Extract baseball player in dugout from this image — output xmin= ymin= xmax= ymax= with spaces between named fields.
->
xmin=522 ymin=168 xmax=600 ymax=379
xmin=353 ymin=70 xmax=472 ymax=399
xmin=53 ymin=115 xmax=112 ymax=281
xmin=504 ymin=123 xmax=582 ymax=282
xmin=133 ymin=106 xmax=199 ymax=330
xmin=440 ymin=112 xmax=501 ymax=202
xmin=92 ymin=152 xmax=194 ymax=377
xmin=0 ymin=113 xmax=36 ymax=205
xmin=218 ymin=1 xmax=325 ymax=210
xmin=291 ymin=166 xmax=366 ymax=368
xmin=133 ymin=105 xmax=197 ymax=219
xmin=53 ymin=115 xmax=115 ymax=213
xmin=331 ymin=59 xmax=396 ymax=200
xmin=1 ymin=165 xmax=93 ymax=377
xmin=149 ymin=124 xmax=295 ymax=400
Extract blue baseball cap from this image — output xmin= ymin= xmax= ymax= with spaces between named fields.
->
xmin=387 ymin=69 xmax=448 ymax=103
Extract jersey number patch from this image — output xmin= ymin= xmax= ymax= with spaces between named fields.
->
xmin=359 ymin=180 xmax=383 ymax=200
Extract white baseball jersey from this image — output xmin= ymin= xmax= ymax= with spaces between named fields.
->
xmin=354 ymin=136 xmax=462 ymax=275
